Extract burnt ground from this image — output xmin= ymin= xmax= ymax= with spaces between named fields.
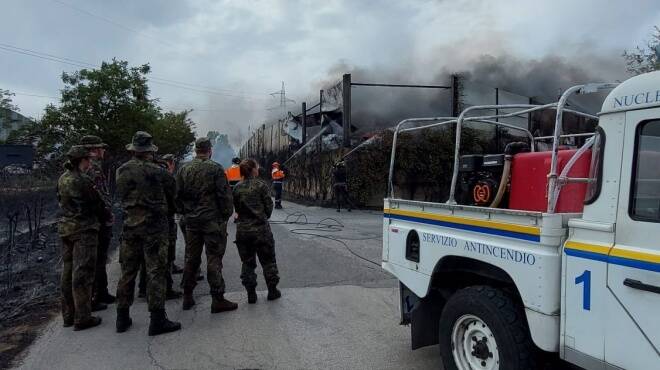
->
xmin=0 ymin=187 xmax=121 ymax=369
xmin=0 ymin=222 xmax=61 ymax=369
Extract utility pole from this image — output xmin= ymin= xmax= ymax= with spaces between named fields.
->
xmin=451 ymin=74 xmax=461 ymax=117
xmin=319 ymin=89 xmax=324 ymax=153
xmin=319 ymin=89 xmax=324 ymax=125
xmin=342 ymin=74 xmax=351 ymax=148
xmin=301 ymin=102 xmax=307 ymax=145
xmin=495 ymin=87 xmax=500 ymax=151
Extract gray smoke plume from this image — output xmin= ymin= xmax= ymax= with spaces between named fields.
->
xmin=458 ymin=53 xmax=627 ymax=111
xmin=309 ymin=51 xmax=628 ymax=133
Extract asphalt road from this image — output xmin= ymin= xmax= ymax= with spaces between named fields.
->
xmin=14 ymin=201 xmax=440 ymax=370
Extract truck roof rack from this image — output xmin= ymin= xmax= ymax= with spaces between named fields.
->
xmin=388 ymin=83 xmax=619 ymax=213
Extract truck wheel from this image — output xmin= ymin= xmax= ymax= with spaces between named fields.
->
xmin=438 ymin=285 xmax=535 ymax=370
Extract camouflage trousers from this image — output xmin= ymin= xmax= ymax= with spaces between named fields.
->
xmin=168 ymin=217 xmax=177 ymax=263
xmin=116 ymin=227 xmax=168 ymax=312
xmin=60 ymin=230 xmax=98 ymax=325
xmin=182 ymin=220 xmax=227 ymax=296
xmin=138 ymin=217 xmax=177 ymax=293
xmin=235 ymin=225 xmax=279 ymax=289
xmin=93 ymin=225 xmax=112 ymax=299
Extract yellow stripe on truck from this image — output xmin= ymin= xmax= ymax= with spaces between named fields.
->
xmin=385 ymin=208 xmax=541 ymax=236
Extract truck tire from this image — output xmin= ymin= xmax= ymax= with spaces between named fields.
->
xmin=438 ymin=285 xmax=536 ymax=370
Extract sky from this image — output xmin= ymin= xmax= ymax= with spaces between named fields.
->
xmin=2 ymin=0 xmax=660 ymax=148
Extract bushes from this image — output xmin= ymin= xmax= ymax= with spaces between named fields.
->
xmin=266 ymin=122 xmax=517 ymax=208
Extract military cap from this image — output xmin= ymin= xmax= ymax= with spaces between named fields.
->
xmin=126 ymin=131 xmax=158 ymax=152
xmin=195 ymin=137 xmax=212 ymax=151
xmin=66 ymin=145 xmax=90 ymax=160
xmin=162 ymin=154 xmax=175 ymax=161
xmin=79 ymin=135 xmax=108 ymax=149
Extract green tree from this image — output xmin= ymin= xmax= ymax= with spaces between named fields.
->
xmin=42 ymin=59 xmax=160 ymax=158
xmin=207 ymin=130 xmax=220 ymax=142
xmin=623 ymin=26 xmax=660 ymax=75
xmin=1 ymin=89 xmax=19 ymax=144
xmin=1 ymin=88 xmax=19 ymax=111
xmin=24 ymin=59 xmax=195 ymax=164
xmin=150 ymin=110 xmax=196 ymax=160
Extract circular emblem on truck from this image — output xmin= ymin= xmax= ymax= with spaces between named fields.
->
xmin=473 ymin=183 xmax=492 ymax=205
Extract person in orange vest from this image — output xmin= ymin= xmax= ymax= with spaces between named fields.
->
xmin=225 ymin=157 xmax=242 ymax=223
xmin=225 ymin=157 xmax=242 ymax=189
xmin=271 ymin=162 xmax=285 ymax=209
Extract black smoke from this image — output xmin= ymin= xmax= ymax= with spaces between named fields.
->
xmin=312 ymin=52 xmax=628 ymax=133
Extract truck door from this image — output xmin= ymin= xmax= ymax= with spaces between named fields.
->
xmin=606 ymin=112 xmax=660 ymax=369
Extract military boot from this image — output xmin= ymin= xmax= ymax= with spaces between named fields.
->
xmin=166 ymin=288 xmax=183 ymax=300
xmin=247 ymin=288 xmax=257 ymax=304
xmin=116 ymin=307 xmax=132 ymax=333
xmin=96 ymin=291 xmax=116 ymax=304
xmin=63 ymin=316 xmax=74 ymax=328
xmin=73 ymin=316 xmax=102 ymax=331
xmin=211 ymin=295 xmax=238 ymax=313
xmin=148 ymin=309 xmax=181 ymax=336
xmin=171 ymin=263 xmax=183 ymax=275
xmin=91 ymin=301 xmax=108 ymax=312
xmin=182 ymin=292 xmax=195 ymax=310
xmin=267 ymin=285 xmax=281 ymax=301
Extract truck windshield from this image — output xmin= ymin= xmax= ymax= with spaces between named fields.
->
xmin=630 ymin=119 xmax=660 ymax=222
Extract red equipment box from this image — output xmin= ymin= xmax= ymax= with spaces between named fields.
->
xmin=509 ymin=149 xmax=592 ymax=213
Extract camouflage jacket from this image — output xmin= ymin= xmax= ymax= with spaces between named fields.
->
xmin=232 ymin=178 xmax=273 ymax=229
xmin=176 ymin=157 xmax=233 ymax=226
xmin=116 ymin=157 xmax=173 ymax=232
xmin=56 ymin=169 xmax=106 ymax=237
xmin=85 ymin=158 xmax=113 ymax=223
xmin=164 ymin=171 xmax=177 ymax=217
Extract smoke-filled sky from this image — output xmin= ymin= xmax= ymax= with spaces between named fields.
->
xmin=2 ymin=0 xmax=660 ymax=147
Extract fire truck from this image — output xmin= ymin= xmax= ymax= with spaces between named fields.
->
xmin=381 ymin=71 xmax=660 ymax=369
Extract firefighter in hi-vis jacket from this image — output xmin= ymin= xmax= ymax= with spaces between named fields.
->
xmin=271 ymin=162 xmax=285 ymax=209
xmin=225 ymin=157 xmax=242 ymax=189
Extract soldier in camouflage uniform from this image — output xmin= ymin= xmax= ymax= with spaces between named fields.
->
xmin=115 ymin=131 xmax=181 ymax=336
xmin=57 ymin=145 xmax=106 ymax=331
xmin=136 ymin=154 xmax=181 ymax=299
xmin=176 ymin=137 xmax=237 ymax=313
xmin=136 ymin=154 xmax=182 ymax=299
xmin=79 ymin=135 xmax=115 ymax=310
xmin=232 ymin=159 xmax=281 ymax=303
xmin=162 ymin=154 xmax=184 ymax=275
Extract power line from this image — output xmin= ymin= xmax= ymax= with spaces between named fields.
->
xmin=148 ymin=79 xmax=270 ymax=100
xmin=45 ymin=0 xmax=267 ymax=97
xmin=0 ymin=43 xmax=270 ymax=100
xmin=163 ymin=106 xmax=267 ymax=112
xmin=0 ymin=43 xmax=95 ymax=68
xmin=12 ymin=92 xmax=60 ymax=99
xmin=0 ymin=44 xmax=91 ymax=69
xmin=149 ymin=76 xmax=266 ymax=97
xmin=9 ymin=90 xmax=268 ymax=112
xmin=47 ymin=0 xmax=177 ymax=48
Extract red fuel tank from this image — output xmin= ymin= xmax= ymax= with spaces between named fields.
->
xmin=509 ymin=149 xmax=592 ymax=213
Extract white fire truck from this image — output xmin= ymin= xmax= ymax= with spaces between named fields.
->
xmin=382 ymin=71 xmax=660 ymax=370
